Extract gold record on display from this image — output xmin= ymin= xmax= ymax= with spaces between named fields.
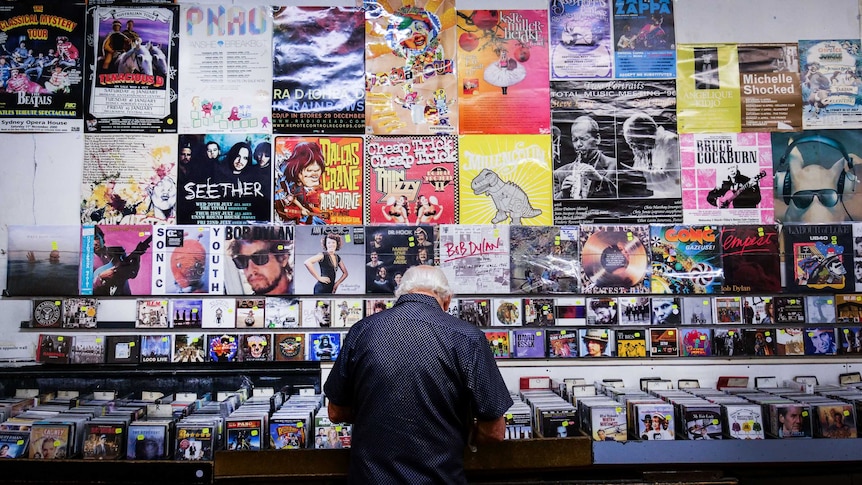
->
xmin=581 ymin=230 xmax=648 ymax=288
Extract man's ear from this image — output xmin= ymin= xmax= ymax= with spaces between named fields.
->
xmin=441 ymin=295 xmax=452 ymax=312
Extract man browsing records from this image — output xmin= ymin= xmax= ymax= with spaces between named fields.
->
xmin=324 ymin=265 xmax=513 ymax=484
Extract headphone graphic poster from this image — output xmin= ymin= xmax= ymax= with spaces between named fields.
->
xmin=772 ymin=132 xmax=860 ymax=222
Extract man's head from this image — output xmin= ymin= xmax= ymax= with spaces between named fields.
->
xmin=112 ymin=20 xmax=121 ymax=31
xmin=205 ymin=141 xmax=220 ymax=160
xmin=591 ymin=299 xmax=615 ymax=324
xmin=778 ymin=405 xmax=803 ymax=432
xmin=180 ymin=144 xmax=192 ymax=163
xmin=570 ymin=116 xmax=600 ymax=157
xmin=622 ymin=113 xmax=659 ymax=167
xmin=394 ymin=265 xmax=453 ymax=310
xmin=596 ymin=429 xmax=606 ymax=440
xmin=653 ymin=298 xmax=675 ymax=323
xmin=228 ymin=238 xmax=293 ymax=295
xmin=582 ymin=329 xmax=608 ymax=356
xmin=812 ymin=329 xmax=834 ymax=353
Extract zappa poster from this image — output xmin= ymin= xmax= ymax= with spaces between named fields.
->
xmin=0 ymin=2 xmax=85 ymax=132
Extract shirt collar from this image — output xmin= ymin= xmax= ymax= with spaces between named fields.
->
xmin=395 ymin=292 xmax=442 ymax=310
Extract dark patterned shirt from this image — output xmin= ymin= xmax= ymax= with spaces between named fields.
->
xmin=324 ymin=293 xmax=513 ymax=484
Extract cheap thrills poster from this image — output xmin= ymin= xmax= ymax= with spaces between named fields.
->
xmin=549 ymin=0 xmax=613 ymax=79
xmin=676 ymin=44 xmax=741 ymax=133
xmin=364 ymin=0 xmax=458 ymax=135
xmin=179 ymin=4 xmax=273 ymax=134
xmin=274 ymin=136 xmax=364 ymax=225
xmin=365 ymin=135 xmax=458 ymax=224
xmin=457 ymin=10 xmax=550 ymax=134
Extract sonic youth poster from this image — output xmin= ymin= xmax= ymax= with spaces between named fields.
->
xmin=176 ymin=134 xmax=272 ymax=225
xmin=0 ymin=2 xmax=85 ymax=133
xmin=81 ymin=134 xmax=177 ymax=225
xmin=549 ymin=0 xmax=612 ymax=79
xmin=364 ymin=0 xmax=457 ymax=135
xmin=799 ymin=39 xmax=862 ymax=129
xmin=274 ymin=136 xmax=364 ymax=225
xmin=737 ymin=43 xmax=802 ymax=132
xmin=365 ymin=135 xmax=458 ymax=225
xmin=676 ymin=44 xmax=741 ymax=133
xmin=680 ymin=133 xmax=774 ymax=225
xmin=551 ymin=80 xmax=681 ymax=224
xmin=612 ymin=0 xmax=675 ymax=79
xmin=151 ymin=225 xmax=225 ymax=295
xmin=458 ymin=134 xmax=552 ymax=226
xmin=179 ymin=4 xmax=272 ymax=134
xmin=271 ymin=6 xmax=364 ymax=134
xmin=771 ymin=129 xmax=862 ymax=223
xmin=457 ymin=10 xmax=549 ymax=134
xmin=85 ymin=4 xmax=178 ymax=133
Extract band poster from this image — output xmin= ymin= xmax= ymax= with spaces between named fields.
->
xmin=457 ymin=10 xmax=550 ymax=135
xmin=85 ymin=4 xmax=178 ymax=133
xmin=364 ymin=0 xmax=457 ymax=135
xmin=80 ymin=224 xmax=154 ymax=296
xmin=612 ymin=0 xmax=675 ymax=79
xmin=81 ymin=133 xmax=178 ymax=225
xmin=439 ymin=224 xmax=510 ymax=295
xmin=0 ymin=2 xmax=85 ymax=132
xmin=271 ymin=6 xmax=365 ymax=134
xmin=549 ymin=0 xmax=612 ymax=79
xmin=551 ymin=80 xmax=682 ymax=224
xmin=680 ymin=133 xmax=774 ymax=225
xmin=176 ymin=133 xmax=272 ymax=225
xmin=178 ymin=4 xmax=272 ymax=134
xmin=676 ymin=44 xmax=741 ymax=133
xmin=365 ymin=135 xmax=458 ymax=225
xmin=458 ymin=134 xmax=552 ymax=226
xmin=799 ymin=39 xmax=862 ymax=130
xmin=738 ymin=43 xmax=802 ymax=132
xmin=151 ymin=225 xmax=225 ymax=295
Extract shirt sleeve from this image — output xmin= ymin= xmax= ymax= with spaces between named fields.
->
xmin=323 ymin=329 xmax=354 ymax=407
xmin=467 ymin=333 xmax=514 ymax=421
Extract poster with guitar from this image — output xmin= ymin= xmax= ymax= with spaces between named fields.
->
xmin=680 ymin=132 xmax=774 ymax=224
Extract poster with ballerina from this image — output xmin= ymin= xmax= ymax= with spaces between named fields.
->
xmin=457 ymin=10 xmax=550 ymax=135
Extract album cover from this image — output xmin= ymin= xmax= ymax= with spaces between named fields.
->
xmin=617 ymin=297 xmax=650 ymax=325
xmin=30 ymin=300 xmax=63 ymax=329
xmin=815 ymin=404 xmax=857 ymax=438
xmin=805 ymin=295 xmax=837 ymax=323
xmin=69 ymin=335 xmax=105 ymax=365
xmin=767 ymin=403 xmax=812 ymax=438
xmin=722 ymin=403 xmax=765 ymax=439
xmin=207 ymin=334 xmax=239 ymax=363
xmin=713 ymin=296 xmax=743 ymax=324
xmin=681 ymin=296 xmax=712 ymax=325
xmin=239 ymin=334 xmax=272 ymax=362
xmin=226 ymin=418 xmax=264 ymax=451
xmin=484 ymin=331 xmax=510 ymax=359
xmin=135 ymin=299 xmax=169 ymax=329
xmin=650 ymin=297 xmax=682 ymax=326
xmin=29 ymin=422 xmax=71 ymax=459
xmin=775 ymin=328 xmax=805 ymax=356
xmin=783 ymin=223 xmax=853 ymax=293
xmin=719 ymin=224 xmax=781 ymax=293
xmin=580 ymin=328 xmax=614 ymax=357
xmin=586 ymin=297 xmax=619 ymax=326
xmin=522 ymin=299 xmax=555 ymax=327
xmin=546 ymin=329 xmax=579 ymax=358
xmin=170 ymin=299 xmax=202 ymax=329
xmin=80 ymin=224 xmax=153 ymax=296
xmin=62 ymin=298 xmax=98 ymax=329
xmin=549 ymin=0 xmax=613 ymax=79
xmin=633 ymin=404 xmax=676 ymax=441
xmin=836 ymin=293 xmax=862 ymax=323
xmin=37 ymin=334 xmax=70 ymax=364
xmin=308 ymin=332 xmax=340 ymax=362
xmin=174 ymin=423 xmax=213 ymax=461
xmin=270 ymin=419 xmax=307 ymax=449
xmin=201 ymin=298 xmax=235 ymax=329
xmin=0 ymin=430 xmax=31 ymax=458
xmin=332 ymin=298 xmax=364 ymax=328
xmin=741 ymin=296 xmax=773 ymax=325
xmin=222 ymin=224 xmax=295 ymax=296
xmin=140 ymin=335 xmax=171 ymax=364
xmin=839 ymin=327 xmax=862 ymax=354
xmin=235 ymin=298 xmax=265 ymax=329
xmin=739 ymin=329 xmax=776 ymax=356
xmin=364 ymin=298 xmax=395 ymax=317
xmin=579 ymin=224 xmax=650 ymax=294
xmin=456 ymin=299 xmax=492 ymax=327
xmin=680 ymin=405 xmax=723 ymax=440
xmin=803 ymin=328 xmax=838 ymax=355
xmin=615 ymin=328 xmax=647 ymax=358
xmin=554 ymin=297 xmax=586 ymax=326
xmin=651 ymin=225 xmax=723 ymax=294
xmin=679 ymin=328 xmax=712 ymax=357
xmin=6 ymin=225 xmax=80 ymax=296
xmin=510 ymin=225 xmax=581 ymax=294
xmin=105 ymin=335 xmax=140 ymax=364
xmin=773 ymin=296 xmax=806 ymax=324
xmin=265 ymin=297 xmax=300 ymax=328
xmin=365 ymin=224 xmax=438 ymax=294
xmin=492 ymin=298 xmax=522 ymax=327
xmin=274 ymin=333 xmax=305 ymax=362
xmin=83 ymin=422 xmax=125 ymax=460
xmin=511 ymin=329 xmax=545 ymax=358
xmin=151 ymin=225 xmax=225 ymax=295
xmin=590 ymin=405 xmax=627 ymax=442
xmin=439 ymin=225 xmax=510 ymax=294
xmin=172 ymin=333 xmax=205 ymax=363
xmin=649 ymin=328 xmax=678 ymax=357
xmin=314 ymin=416 xmax=352 ymax=449
xmin=301 ymin=299 xmax=332 ymax=328
xmin=126 ymin=422 xmax=169 ymax=459
xmin=293 ymin=226 xmax=366 ymax=295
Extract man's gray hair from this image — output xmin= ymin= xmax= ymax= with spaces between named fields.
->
xmin=394 ymin=265 xmax=453 ymax=300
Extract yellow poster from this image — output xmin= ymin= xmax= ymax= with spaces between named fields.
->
xmin=458 ymin=134 xmax=552 ymax=225
xmin=677 ymin=44 xmax=741 ymax=133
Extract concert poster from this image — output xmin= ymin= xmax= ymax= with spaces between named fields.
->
xmin=176 ymin=133 xmax=272 ymax=225
xmin=151 ymin=225 xmax=225 ymax=295
xmin=799 ymin=39 xmax=862 ymax=130
xmin=457 ymin=10 xmax=550 ymax=134
xmin=365 ymin=135 xmax=457 ymax=224
xmin=680 ymin=132 xmax=774 ymax=225
xmin=783 ymin=223 xmax=853 ymax=294
xmin=677 ymin=44 xmax=741 ymax=134
xmin=458 ymin=134 xmax=552 ymax=226
xmin=293 ymin=225 xmax=366 ymax=296
xmin=578 ymin=224 xmax=650 ymax=294
xmin=719 ymin=224 xmax=780 ymax=293
xmin=0 ymin=2 xmax=85 ymax=133
xmin=737 ymin=43 xmax=802 ymax=132
xmin=222 ymin=224 xmax=294 ymax=296
xmin=5 ymin=225 xmax=80 ymax=296
xmin=364 ymin=0 xmax=457 ymax=135
xmin=85 ymin=4 xmax=178 ymax=133
xmin=611 ymin=0 xmax=675 ymax=79
xmin=650 ymin=225 xmax=723 ymax=294
xmin=80 ymin=224 xmax=153 ymax=296
xmin=509 ymin=225 xmax=580 ymax=294
xmin=771 ymin=129 xmax=862 ymax=224
xmin=364 ymin=224 xmax=437 ymax=294
xmin=272 ymin=6 xmax=364 ymax=134
xmin=82 ymin=134 xmax=177 ymax=225
xmin=438 ymin=224 xmax=510 ymax=295
xmin=179 ymin=4 xmax=273 ymax=134
xmin=273 ymin=135 xmax=363 ymax=225
xmin=548 ymin=0 xmax=612 ymax=79
xmin=551 ymin=80 xmax=681 ymax=224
